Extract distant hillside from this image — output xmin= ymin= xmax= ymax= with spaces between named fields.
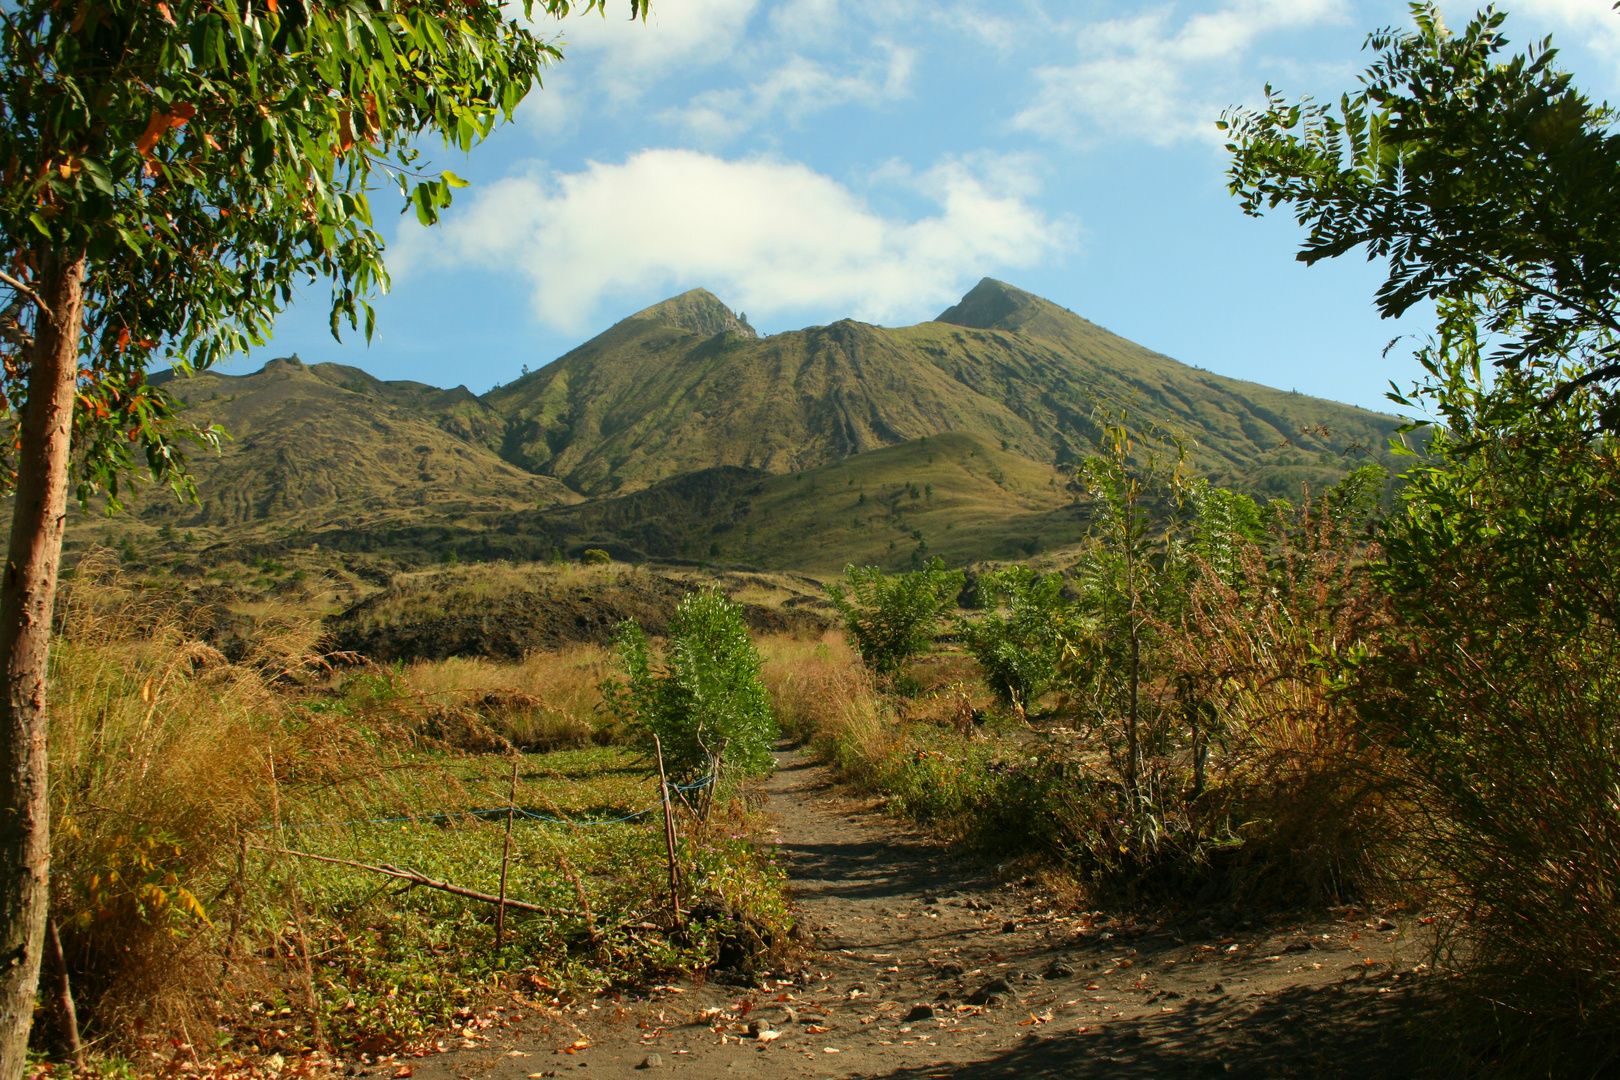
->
xmin=303 ymin=433 xmax=1088 ymax=572
xmin=485 ymin=279 xmax=1403 ymax=498
xmin=64 ymin=279 xmax=1405 ymax=571
xmin=132 ymin=357 xmax=577 ymax=534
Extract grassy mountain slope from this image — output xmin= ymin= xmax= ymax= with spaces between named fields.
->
xmin=517 ymin=432 xmax=1088 ymax=571
xmin=127 ymin=357 xmax=576 ymax=536
xmin=68 ymin=279 xmax=1404 ymax=571
xmin=299 ymin=432 xmax=1086 ymax=572
xmin=485 ymin=279 xmax=1403 ymax=498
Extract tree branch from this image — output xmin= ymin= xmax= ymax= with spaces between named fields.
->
xmin=0 ymin=272 xmax=52 ymax=320
xmin=252 ymin=843 xmax=571 ymax=915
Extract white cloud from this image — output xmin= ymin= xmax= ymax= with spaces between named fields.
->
xmin=523 ymin=0 xmax=923 ymax=141
xmin=672 ymin=43 xmax=915 ymax=142
xmin=1481 ymin=0 xmax=1620 ymax=75
xmin=549 ymin=0 xmax=760 ymax=88
xmin=393 ymin=149 xmax=1065 ymax=332
xmin=1015 ymin=0 xmax=1347 ymax=146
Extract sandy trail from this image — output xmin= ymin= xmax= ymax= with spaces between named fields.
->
xmin=411 ymin=745 xmax=1433 ymax=1080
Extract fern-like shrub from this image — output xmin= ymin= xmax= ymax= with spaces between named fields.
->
xmin=607 ymin=588 xmax=777 ymax=787
xmin=955 ymin=566 xmax=1070 ymax=716
xmin=824 ymin=558 xmax=965 ymax=675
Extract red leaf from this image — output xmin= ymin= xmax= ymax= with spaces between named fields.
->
xmin=136 ymin=105 xmax=194 ymax=158
xmin=156 ymin=2 xmax=176 ymax=24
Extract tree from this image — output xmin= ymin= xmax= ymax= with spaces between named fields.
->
xmin=0 ymin=0 xmax=641 ymax=1069
xmin=956 ymin=565 xmax=1070 ymax=717
xmin=1221 ymin=3 xmax=1620 ymax=427
xmin=1224 ymin=4 xmax=1620 ymax=1062
xmin=1062 ymin=412 xmax=1187 ymax=807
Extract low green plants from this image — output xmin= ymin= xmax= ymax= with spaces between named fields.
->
xmin=606 ymin=589 xmax=777 ymax=788
xmin=824 ymin=558 xmax=965 ymax=676
xmin=581 ymin=548 xmax=612 ymax=566
xmin=956 ymin=566 xmax=1070 ymax=716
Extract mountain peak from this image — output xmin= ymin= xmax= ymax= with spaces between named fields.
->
xmin=933 ymin=278 xmax=1042 ymax=330
xmin=633 ymin=288 xmax=758 ymax=339
xmin=934 ymin=277 xmax=1111 ymax=348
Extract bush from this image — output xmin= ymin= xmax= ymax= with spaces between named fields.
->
xmin=1163 ymin=491 xmax=1402 ymax=908
xmin=580 ymin=548 xmax=612 ymax=565
xmin=824 ymin=558 xmax=965 ymax=675
xmin=606 ymin=588 xmax=777 ymax=788
xmin=1354 ymin=368 xmax=1620 ymax=1075
xmin=955 ymin=566 xmax=1069 ymax=716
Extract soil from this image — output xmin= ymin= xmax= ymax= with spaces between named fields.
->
xmin=326 ymin=574 xmax=832 ymax=662
xmin=407 ymin=746 xmax=1439 ymax=1080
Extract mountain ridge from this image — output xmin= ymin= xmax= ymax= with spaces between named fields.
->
xmin=482 ymin=277 xmax=1401 ymax=497
xmin=86 ymin=279 xmax=1405 ymax=570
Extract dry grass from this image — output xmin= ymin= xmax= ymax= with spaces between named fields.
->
xmin=38 ymin=553 xmax=790 ymax=1071
xmin=47 ymin=551 xmax=386 ymax=1044
xmin=1161 ymin=530 xmax=1410 ymax=907
xmin=399 ymin=646 xmax=619 ymax=750
xmin=755 ymin=632 xmax=880 ymax=743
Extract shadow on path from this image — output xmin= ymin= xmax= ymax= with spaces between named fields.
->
xmin=870 ymin=982 xmax=1437 ymax=1080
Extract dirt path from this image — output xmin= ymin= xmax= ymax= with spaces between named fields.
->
xmin=410 ymin=745 xmax=1435 ymax=1080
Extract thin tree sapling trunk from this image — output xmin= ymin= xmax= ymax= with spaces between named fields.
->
xmin=0 ymin=251 xmax=85 ymax=1078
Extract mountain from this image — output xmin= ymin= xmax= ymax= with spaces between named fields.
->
xmin=66 ymin=280 xmax=1407 ymax=571
xmin=302 ymin=432 xmax=1085 ymax=572
xmin=519 ymin=431 xmax=1090 ymax=570
xmin=484 ymin=279 xmax=1402 ymax=498
xmin=132 ymin=357 xmax=577 ymax=535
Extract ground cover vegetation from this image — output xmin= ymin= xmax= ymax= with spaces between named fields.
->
xmin=36 ymin=553 xmax=798 ymax=1076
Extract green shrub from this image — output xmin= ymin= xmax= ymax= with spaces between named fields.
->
xmin=606 ymin=588 xmax=777 ymax=788
xmin=824 ymin=557 xmax=965 ymax=675
xmin=955 ymin=566 xmax=1070 ymax=715
xmin=580 ymin=548 xmax=611 ymax=565
xmin=1355 ymin=360 xmax=1620 ymax=1075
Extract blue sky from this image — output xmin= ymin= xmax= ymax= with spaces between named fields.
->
xmin=244 ymin=0 xmax=1620 ymax=414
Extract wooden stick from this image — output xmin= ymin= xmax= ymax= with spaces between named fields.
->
xmin=45 ymin=916 xmax=81 ymax=1067
xmin=496 ymin=755 xmax=520 ymax=949
xmin=222 ymin=828 xmax=246 ymax=977
xmin=252 ymin=844 xmax=569 ymax=915
xmin=653 ymin=735 xmax=682 ymax=929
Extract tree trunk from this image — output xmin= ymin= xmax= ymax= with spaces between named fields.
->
xmin=0 ymin=252 xmax=84 ymax=1080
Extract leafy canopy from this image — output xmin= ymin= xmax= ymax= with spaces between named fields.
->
xmin=0 ymin=0 xmax=642 ymax=507
xmin=1221 ymin=2 xmax=1620 ymax=426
